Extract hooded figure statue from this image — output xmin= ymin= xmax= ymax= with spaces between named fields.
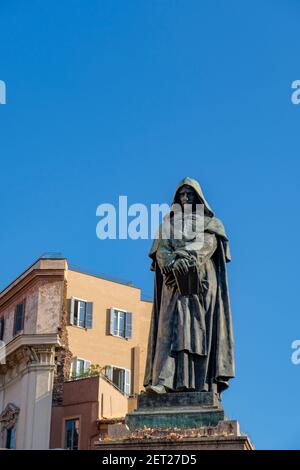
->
xmin=144 ymin=177 xmax=235 ymax=395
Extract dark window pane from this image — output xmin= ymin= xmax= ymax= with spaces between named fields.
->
xmin=65 ymin=419 xmax=79 ymax=450
xmin=112 ymin=367 xmax=125 ymax=393
xmin=118 ymin=368 xmax=125 ymax=391
xmin=0 ymin=318 xmax=4 ymax=341
xmin=73 ymin=420 xmax=79 ymax=449
xmin=74 ymin=300 xmax=79 ymax=325
xmin=5 ymin=428 xmax=15 ymax=449
xmin=14 ymin=302 xmax=25 ymax=335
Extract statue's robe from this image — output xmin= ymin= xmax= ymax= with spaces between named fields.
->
xmin=144 ymin=177 xmax=235 ymax=393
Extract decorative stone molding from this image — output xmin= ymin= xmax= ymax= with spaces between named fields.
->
xmin=0 ymin=403 xmax=20 ymax=431
xmin=26 ymin=345 xmax=55 ymax=366
xmin=0 ymin=344 xmax=56 ymax=384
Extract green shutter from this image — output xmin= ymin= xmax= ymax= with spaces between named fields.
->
xmin=86 ymin=302 xmax=93 ymax=328
xmin=69 ymin=298 xmax=75 ymax=325
xmin=125 ymin=312 xmax=132 ymax=339
xmin=109 ymin=308 xmax=115 ymax=335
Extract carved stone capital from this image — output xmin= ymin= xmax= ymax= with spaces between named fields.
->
xmin=0 ymin=403 xmax=20 ymax=431
xmin=0 ymin=344 xmax=56 ymax=377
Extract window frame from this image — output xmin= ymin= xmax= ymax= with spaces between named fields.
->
xmin=113 ymin=308 xmax=126 ymax=337
xmin=70 ymin=297 xmax=92 ymax=329
xmin=62 ymin=416 xmax=81 ymax=450
xmin=70 ymin=357 xmax=91 ymax=378
xmin=13 ymin=301 xmax=25 ymax=336
xmin=110 ymin=307 xmax=132 ymax=339
xmin=104 ymin=364 xmax=131 ymax=396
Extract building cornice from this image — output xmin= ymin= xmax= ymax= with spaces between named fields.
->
xmin=0 ymin=259 xmax=67 ymax=309
xmin=4 ymin=333 xmax=61 ymax=358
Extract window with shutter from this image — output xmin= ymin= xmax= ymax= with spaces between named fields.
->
xmin=69 ymin=298 xmax=93 ymax=329
xmin=105 ymin=366 xmax=131 ymax=395
xmin=71 ymin=357 xmax=92 ymax=378
xmin=109 ymin=308 xmax=132 ymax=339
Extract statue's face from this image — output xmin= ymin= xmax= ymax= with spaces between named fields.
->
xmin=177 ymin=185 xmax=197 ymax=207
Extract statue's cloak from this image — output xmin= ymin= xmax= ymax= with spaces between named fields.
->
xmin=144 ymin=177 xmax=235 ymax=392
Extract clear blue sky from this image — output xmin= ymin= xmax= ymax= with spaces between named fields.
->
xmin=1 ymin=0 xmax=300 ymax=449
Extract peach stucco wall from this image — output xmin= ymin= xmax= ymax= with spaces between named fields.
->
xmin=66 ymin=269 xmax=152 ymax=392
xmin=99 ymin=375 xmax=133 ymax=418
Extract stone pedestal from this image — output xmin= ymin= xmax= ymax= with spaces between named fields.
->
xmin=125 ymin=391 xmax=224 ymax=430
xmin=95 ymin=392 xmax=254 ymax=450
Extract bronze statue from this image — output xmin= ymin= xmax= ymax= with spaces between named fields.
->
xmin=144 ymin=177 xmax=235 ymax=395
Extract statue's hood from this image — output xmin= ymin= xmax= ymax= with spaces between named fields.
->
xmin=149 ymin=176 xmax=231 ymax=263
xmin=172 ymin=177 xmax=214 ymax=217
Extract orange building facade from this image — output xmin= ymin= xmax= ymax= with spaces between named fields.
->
xmin=51 ymin=263 xmax=152 ymax=449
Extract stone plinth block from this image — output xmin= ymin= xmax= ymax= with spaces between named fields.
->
xmin=125 ymin=391 xmax=224 ymax=430
xmin=95 ymin=420 xmax=254 ymax=450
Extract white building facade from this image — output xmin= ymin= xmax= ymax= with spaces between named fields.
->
xmin=0 ymin=259 xmax=66 ymax=449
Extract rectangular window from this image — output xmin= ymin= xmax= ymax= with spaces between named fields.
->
xmin=109 ymin=308 xmax=132 ymax=339
xmin=105 ymin=366 xmax=131 ymax=396
xmin=69 ymin=298 xmax=93 ymax=329
xmin=113 ymin=310 xmax=125 ymax=336
xmin=64 ymin=418 xmax=79 ymax=450
xmin=76 ymin=359 xmax=85 ymax=376
xmin=0 ymin=317 xmax=4 ymax=341
xmin=5 ymin=427 xmax=15 ymax=449
xmin=14 ymin=301 xmax=25 ymax=336
xmin=71 ymin=357 xmax=91 ymax=378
